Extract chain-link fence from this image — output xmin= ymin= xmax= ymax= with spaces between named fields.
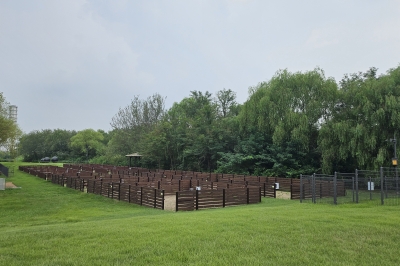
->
xmin=300 ymin=167 xmax=400 ymax=205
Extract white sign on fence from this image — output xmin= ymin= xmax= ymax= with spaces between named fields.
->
xmin=368 ymin=181 xmax=374 ymax=191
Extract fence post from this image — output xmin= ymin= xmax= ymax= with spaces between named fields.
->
xmin=118 ymin=183 xmax=121 ymax=201
xmin=380 ymin=167 xmax=384 ymax=205
xmin=140 ymin=187 xmax=143 ymax=206
xmin=320 ymin=182 xmax=322 ymax=199
xmin=128 ymin=184 xmax=131 ymax=203
xmin=263 ymin=182 xmax=266 ymax=197
xmin=223 ymin=189 xmax=226 ymax=208
xmin=369 ymin=176 xmax=372 ymax=200
xmin=247 ymin=187 xmax=250 ymax=204
xmin=259 ymin=187 xmax=262 ymax=202
xmin=300 ymin=175 xmax=303 ymax=203
xmin=154 ymin=189 xmax=157 ymax=208
xmin=176 ymin=191 xmax=178 ymax=211
xmin=396 ymin=165 xmax=399 ymax=198
xmin=312 ymin=173 xmax=316 ymax=203
xmin=333 ymin=172 xmax=337 ymax=205
xmin=355 ymin=169 xmax=359 ymax=203
xmin=162 ymin=190 xmax=165 ymax=210
xmin=196 ymin=189 xmax=199 ymax=210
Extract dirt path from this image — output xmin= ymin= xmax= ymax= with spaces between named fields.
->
xmin=164 ymin=195 xmax=176 ymax=211
xmin=5 ymin=182 xmax=18 ymax=188
xmin=276 ymin=191 xmax=291 ymax=199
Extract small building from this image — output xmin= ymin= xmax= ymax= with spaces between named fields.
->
xmin=125 ymin=153 xmax=142 ymax=167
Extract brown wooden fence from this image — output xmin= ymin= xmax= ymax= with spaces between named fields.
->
xmin=176 ymin=187 xmax=261 ymax=211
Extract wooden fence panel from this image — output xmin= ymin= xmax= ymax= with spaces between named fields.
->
xmin=176 ymin=191 xmax=196 ymax=211
xmin=291 ymin=179 xmax=301 ymax=199
xmin=129 ymin=186 xmax=142 ymax=205
xmin=225 ymin=188 xmax=247 ymax=206
xmin=141 ymin=187 xmax=156 ymax=208
xmin=119 ymin=184 xmax=130 ymax=202
xmin=111 ymin=183 xmax=120 ymax=200
xmin=197 ymin=190 xmax=224 ymax=209
xmin=248 ymin=187 xmax=261 ymax=204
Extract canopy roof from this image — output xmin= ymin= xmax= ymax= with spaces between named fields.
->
xmin=125 ymin=153 xmax=142 ymax=157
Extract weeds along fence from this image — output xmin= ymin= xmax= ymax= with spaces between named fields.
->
xmin=300 ymin=167 xmax=400 ymax=205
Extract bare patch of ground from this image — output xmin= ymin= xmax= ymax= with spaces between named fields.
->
xmin=5 ymin=182 xmax=18 ymax=188
xmin=164 ymin=195 xmax=176 ymax=211
xmin=276 ymin=191 xmax=291 ymax=199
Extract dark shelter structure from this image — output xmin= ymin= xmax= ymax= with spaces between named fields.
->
xmin=125 ymin=153 xmax=142 ymax=167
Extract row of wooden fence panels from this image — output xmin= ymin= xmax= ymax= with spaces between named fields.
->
xmin=21 ymin=165 xmax=315 ymax=200
xmin=20 ymin=166 xmax=265 ymax=211
xmin=23 ymin=164 xmax=346 ymax=203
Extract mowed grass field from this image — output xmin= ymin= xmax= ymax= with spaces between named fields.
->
xmin=1 ymin=163 xmax=400 ymax=265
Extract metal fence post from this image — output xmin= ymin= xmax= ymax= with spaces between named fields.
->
xmin=396 ymin=165 xmax=399 ymax=197
xmin=352 ymin=176 xmax=355 ymax=202
xmin=380 ymin=167 xmax=384 ymax=205
xmin=312 ymin=173 xmax=316 ymax=203
xmin=369 ymin=176 xmax=372 ymax=200
xmin=334 ymin=172 xmax=337 ymax=205
xmin=355 ymin=169 xmax=359 ymax=203
xmin=300 ymin=174 xmax=303 ymax=203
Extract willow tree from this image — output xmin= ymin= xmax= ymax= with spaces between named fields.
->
xmin=109 ymin=93 xmax=166 ymax=158
xmin=240 ymin=68 xmax=337 ymax=154
xmin=70 ymin=129 xmax=104 ymax=162
xmin=319 ymin=66 xmax=400 ymax=173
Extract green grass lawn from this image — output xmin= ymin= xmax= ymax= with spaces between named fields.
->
xmin=1 ymin=162 xmax=400 ymax=265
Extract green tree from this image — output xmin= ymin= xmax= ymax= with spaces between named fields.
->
xmin=240 ymin=68 xmax=337 ymax=148
xmin=0 ymin=92 xmax=19 ymax=146
xmin=142 ymin=90 xmax=240 ymax=172
xmin=215 ymin=88 xmax=239 ymax=118
xmin=109 ymin=93 xmax=166 ymax=158
xmin=19 ymin=129 xmax=76 ymax=162
xmin=237 ymin=68 xmax=337 ymax=175
xmin=319 ymin=66 xmax=400 ymax=173
xmin=70 ymin=129 xmax=104 ymax=162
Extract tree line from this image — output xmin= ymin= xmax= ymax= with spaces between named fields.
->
xmin=9 ymin=65 xmax=400 ymax=177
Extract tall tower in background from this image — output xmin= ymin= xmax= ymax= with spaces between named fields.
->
xmin=9 ymin=105 xmax=17 ymax=123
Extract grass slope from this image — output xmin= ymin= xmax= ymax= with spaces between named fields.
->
xmin=1 ymin=162 xmax=400 ymax=265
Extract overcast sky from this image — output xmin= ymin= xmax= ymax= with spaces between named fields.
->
xmin=1 ymin=0 xmax=400 ymax=133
